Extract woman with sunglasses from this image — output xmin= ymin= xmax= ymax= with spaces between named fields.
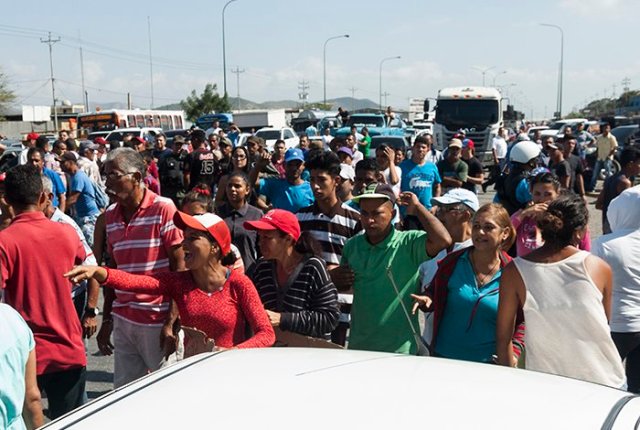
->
xmin=65 ymin=211 xmax=275 ymax=350
xmin=412 ymin=203 xmax=524 ymax=363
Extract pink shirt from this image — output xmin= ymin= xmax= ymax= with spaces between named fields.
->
xmin=512 ymin=209 xmax=591 ymax=257
xmin=106 ymin=189 xmax=184 ymax=326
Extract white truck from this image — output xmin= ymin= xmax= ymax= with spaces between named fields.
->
xmin=431 ymin=86 xmax=504 ymax=166
xmin=232 ymin=109 xmax=288 ymax=132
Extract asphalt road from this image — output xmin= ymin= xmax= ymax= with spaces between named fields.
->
xmin=83 ymin=185 xmax=606 ymax=401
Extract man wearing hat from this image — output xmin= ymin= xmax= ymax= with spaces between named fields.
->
xmin=437 ymin=138 xmax=468 ymax=193
xmin=250 ymin=148 xmax=314 ymax=213
xmin=19 ymin=132 xmax=39 ymax=166
xmin=338 ymin=184 xmax=451 ymax=354
xmin=460 ymin=139 xmax=484 ymax=194
xmin=77 ymin=141 xmax=104 ymax=188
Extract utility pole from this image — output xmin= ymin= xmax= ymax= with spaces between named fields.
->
xmin=297 ymin=80 xmax=309 ymax=109
xmin=231 ymin=66 xmax=245 ymax=110
xmin=622 ymin=77 xmax=631 ymax=93
xmin=147 ymin=16 xmax=155 ymax=109
xmin=349 ymin=86 xmax=357 ymax=111
xmin=78 ymin=32 xmax=87 ymax=112
xmin=382 ymin=91 xmax=390 ymax=107
xmin=41 ymin=32 xmax=60 ymax=132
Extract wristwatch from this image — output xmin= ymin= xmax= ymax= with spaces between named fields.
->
xmin=84 ymin=307 xmax=100 ymax=317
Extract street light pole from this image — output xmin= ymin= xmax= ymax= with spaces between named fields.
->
xmin=540 ymin=23 xmax=564 ymax=118
xmin=492 ymin=70 xmax=507 ymax=87
xmin=379 ymin=56 xmax=401 ymax=111
xmin=323 ymin=34 xmax=349 ymax=106
xmin=222 ymin=0 xmax=238 ymax=96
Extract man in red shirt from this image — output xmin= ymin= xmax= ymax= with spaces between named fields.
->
xmin=98 ymin=148 xmax=185 ymax=388
xmin=0 ymin=165 xmax=88 ymax=419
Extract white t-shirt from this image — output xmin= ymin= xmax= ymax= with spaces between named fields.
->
xmin=492 ymin=137 xmax=508 ymax=159
xmin=382 ymin=165 xmax=402 ymax=196
xmin=351 ymin=150 xmax=363 ymax=167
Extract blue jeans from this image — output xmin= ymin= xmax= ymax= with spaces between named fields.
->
xmin=590 ymin=158 xmax=612 ymax=190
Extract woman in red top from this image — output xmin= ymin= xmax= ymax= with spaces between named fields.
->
xmin=65 ymin=211 xmax=275 ymax=350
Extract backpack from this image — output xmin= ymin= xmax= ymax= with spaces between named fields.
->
xmin=91 ymin=180 xmax=109 ymax=210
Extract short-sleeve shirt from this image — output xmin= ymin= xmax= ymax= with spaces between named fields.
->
xmin=437 ymin=159 xmax=468 ymax=190
xmin=70 ymin=170 xmax=100 ymax=217
xmin=462 ymin=156 xmax=483 ymax=193
xmin=43 ymin=167 xmax=66 ymax=208
xmin=0 ymin=212 xmax=87 ymax=375
xmin=596 ymin=134 xmax=618 ymax=161
xmin=258 ymin=178 xmax=314 ymax=213
xmin=0 ymin=303 xmax=35 ymax=430
xmin=184 ymin=148 xmax=219 ymax=190
xmin=566 ymin=154 xmax=584 ymax=192
xmin=341 ymin=227 xmax=430 ymax=354
xmin=399 ymin=159 xmax=441 ymax=209
xmin=105 ymin=189 xmax=184 ymax=326
xmin=492 ymin=137 xmax=508 ymax=159
xmin=550 ymin=159 xmax=571 ymax=184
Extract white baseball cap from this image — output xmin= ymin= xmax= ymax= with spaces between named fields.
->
xmin=431 ymin=188 xmax=480 ymax=212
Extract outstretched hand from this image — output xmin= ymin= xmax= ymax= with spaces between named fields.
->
xmin=64 ymin=265 xmax=108 ymax=284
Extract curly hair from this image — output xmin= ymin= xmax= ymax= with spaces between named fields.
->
xmin=537 ymin=193 xmax=588 ymax=249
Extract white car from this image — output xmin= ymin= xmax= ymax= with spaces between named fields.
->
xmin=540 ymin=119 xmax=588 ymax=139
xmin=254 ymin=127 xmax=299 ymax=151
xmin=104 ymin=127 xmax=163 ymax=143
xmin=42 ymin=348 xmax=640 ymax=429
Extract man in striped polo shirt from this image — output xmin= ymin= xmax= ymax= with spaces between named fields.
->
xmin=296 ymin=150 xmax=362 ymax=345
xmin=97 ymin=148 xmax=185 ymax=388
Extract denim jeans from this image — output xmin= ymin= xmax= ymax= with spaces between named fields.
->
xmin=590 ymin=158 xmax=612 ymax=190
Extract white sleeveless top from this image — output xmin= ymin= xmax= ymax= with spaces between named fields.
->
xmin=514 ymin=250 xmax=625 ymax=388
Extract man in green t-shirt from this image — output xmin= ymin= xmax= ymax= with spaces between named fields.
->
xmin=337 ymin=183 xmax=451 ymax=354
xmin=358 ymin=126 xmax=372 ymax=158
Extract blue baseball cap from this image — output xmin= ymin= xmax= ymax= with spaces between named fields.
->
xmin=284 ymin=148 xmax=305 ymax=163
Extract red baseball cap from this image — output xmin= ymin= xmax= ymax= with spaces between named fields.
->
xmin=94 ymin=137 xmax=107 ymax=145
xmin=173 ymin=211 xmax=231 ymax=255
xmin=132 ymin=136 xmax=146 ymax=145
xmin=462 ymin=138 xmax=475 ymax=149
xmin=244 ymin=209 xmax=301 ymax=241
xmin=26 ymin=132 xmax=39 ymax=141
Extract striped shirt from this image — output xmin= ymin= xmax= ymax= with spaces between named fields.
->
xmin=296 ymin=201 xmax=362 ymax=324
xmin=105 ymin=189 xmax=184 ymax=326
xmin=252 ymin=257 xmax=340 ymax=339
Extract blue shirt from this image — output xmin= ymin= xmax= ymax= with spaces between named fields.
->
xmin=43 ymin=167 xmax=66 ymax=208
xmin=259 ymin=178 xmax=314 ymax=213
xmin=434 ymin=250 xmax=501 ymax=363
xmin=399 ymin=159 xmax=441 ymax=209
xmin=70 ymin=170 xmax=100 ymax=217
xmin=0 ymin=303 xmax=35 ymax=430
xmin=492 ymin=178 xmax=532 ymax=206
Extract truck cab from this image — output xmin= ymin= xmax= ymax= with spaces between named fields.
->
xmin=433 ymin=87 xmax=503 ymax=166
xmin=334 ymin=113 xmax=406 ymax=138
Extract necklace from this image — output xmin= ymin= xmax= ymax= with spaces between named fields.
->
xmin=470 ymin=250 xmax=501 ymax=287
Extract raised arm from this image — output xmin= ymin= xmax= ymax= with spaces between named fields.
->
xmin=398 ymin=191 xmax=452 ymax=257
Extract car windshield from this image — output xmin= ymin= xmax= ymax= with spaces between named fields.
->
xmin=347 ymin=116 xmax=385 ymax=128
xmin=371 ymin=137 xmax=406 ymax=150
xmin=436 ymin=99 xmax=499 ymax=128
xmin=255 ymin=130 xmax=281 ymax=140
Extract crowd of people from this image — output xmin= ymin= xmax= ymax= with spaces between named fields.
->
xmin=1 ymin=119 xmax=639 ymax=428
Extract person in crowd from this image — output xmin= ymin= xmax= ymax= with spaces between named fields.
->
xmin=482 ymin=127 xmax=508 ymax=192
xmin=250 ymin=148 xmax=314 ymax=213
xmin=337 ymin=163 xmax=356 ymax=203
xmin=0 ymin=303 xmax=44 ymax=429
xmin=215 ymin=146 xmax=254 ymax=207
xmin=77 ymin=141 xmax=104 ymax=188
xmin=596 ymin=146 xmax=640 ymax=234
xmin=592 ymin=185 xmax=640 ymax=392
xmin=496 ymin=194 xmax=625 ymax=388
xmin=97 ymin=148 xmax=185 ymax=388
xmin=206 ymin=133 xmax=222 ymax=160
xmin=298 ymin=135 xmax=310 ymax=154
xmin=417 ymin=188 xmax=479 ymax=345
xmin=394 ymin=146 xmax=406 ymax=165
xmin=547 ymin=141 xmax=571 ymax=189
xmin=158 ymin=135 xmax=187 ymax=207
xmin=337 ymin=146 xmax=353 ymax=166
xmin=153 ymin=134 xmax=172 ymax=164
xmin=321 ymin=127 xmax=333 ymax=150
xmin=411 ymin=203 xmax=524 ymax=363
xmin=400 ymin=135 xmax=442 ymax=229
xmin=296 ymin=151 xmax=362 ymax=345
xmin=216 ymin=172 xmax=263 ymax=275
xmin=573 ymin=121 xmax=595 ymax=158
xmin=217 ymin=137 xmax=233 ymax=174
xmin=205 ymin=119 xmax=222 ymax=139
xmin=183 ymin=129 xmax=218 ymax=191
xmin=460 ymin=139 xmax=484 ymax=194
xmin=562 ymin=138 xmax=587 ymax=199
xmin=27 ymin=147 xmax=66 ymax=212
xmin=94 ymin=138 xmax=109 ymax=167
xmin=305 ymin=122 xmax=318 ymax=138
xmin=141 ymin=150 xmax=161 ymax=195
xmin=338 ymin=106 xmax=350 ymax=124
xmin=511 ymin=171 xmax=590 ymax=257
xmin=65 ymin=211 xmax=275 ymax=350
xmin=0 ymin=172 xmax=13 ymax=230
xmin=246 ymin=136 xmax=264 ymax=166
xmin=245 ymin=209 xmax=340 ymax=339
xmin=60 ymin=152 xmax=101 ymax=247
xmin=358 ymin=126 xmax=371 ymax=158
xmin=36 ymin=134 xmax=65 ymax=188
xmin=270 ymin=139 xmax=287 ymax=179
xmin=0 ymin=165 xmax=88 ymax=419
xmin=345 ymin=132 xmax=363 ymax=167
xmin=437 ymin=138 xmax=468 ymax=192
xmin=375 ymin=144 xmax=401 ymax=196
xmin=590 ymin=123 xmax=618 ymax=191
xmin=18 ymin=132 xmax=39 ymax=165
xmin=42 ymin=175 xmax=100 ymax=333
xmin=494 ymin=140 xmax=540 ymax=215
xmin=417 ymin=134 xmax=443 ymax=165
xmin=337 ymin=183 xmax=451 ymax=354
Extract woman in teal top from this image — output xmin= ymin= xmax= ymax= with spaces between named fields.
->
xmin=413 ymin=203 xmax=524 ymax=363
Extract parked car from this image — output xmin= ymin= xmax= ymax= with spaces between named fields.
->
xmin=527 ymin=125 xmax=549 ymax=140
xmin=41 ymin=348 xmax=640 ymax=429
xmin=0 ymin=140 xmax=23 ymax=172
xmin=334 ymin=113 xmax=407 ymax=138
xmin=540 ymin=119 xmax=588 ymax=139
xmin=611 ymin=124 xmax=640 ymax=147
xmin=254 ymin=127 xmax=299 ymax=151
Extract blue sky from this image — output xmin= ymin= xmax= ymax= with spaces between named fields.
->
xmin=1 ymin=0 xmax=638 ymax=119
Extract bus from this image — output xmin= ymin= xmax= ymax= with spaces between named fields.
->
xmin=77 ymin=109 xmax=186 ymax=133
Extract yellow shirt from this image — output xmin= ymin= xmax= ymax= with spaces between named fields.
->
xmin=596 ymin=134 xmax=618 ymax=161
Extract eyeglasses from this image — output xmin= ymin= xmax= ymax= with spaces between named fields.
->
xmin=106 ymin=171 xmax=135 ymax=180
xmin=232 ymin=154 xmax=247 ymax=160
